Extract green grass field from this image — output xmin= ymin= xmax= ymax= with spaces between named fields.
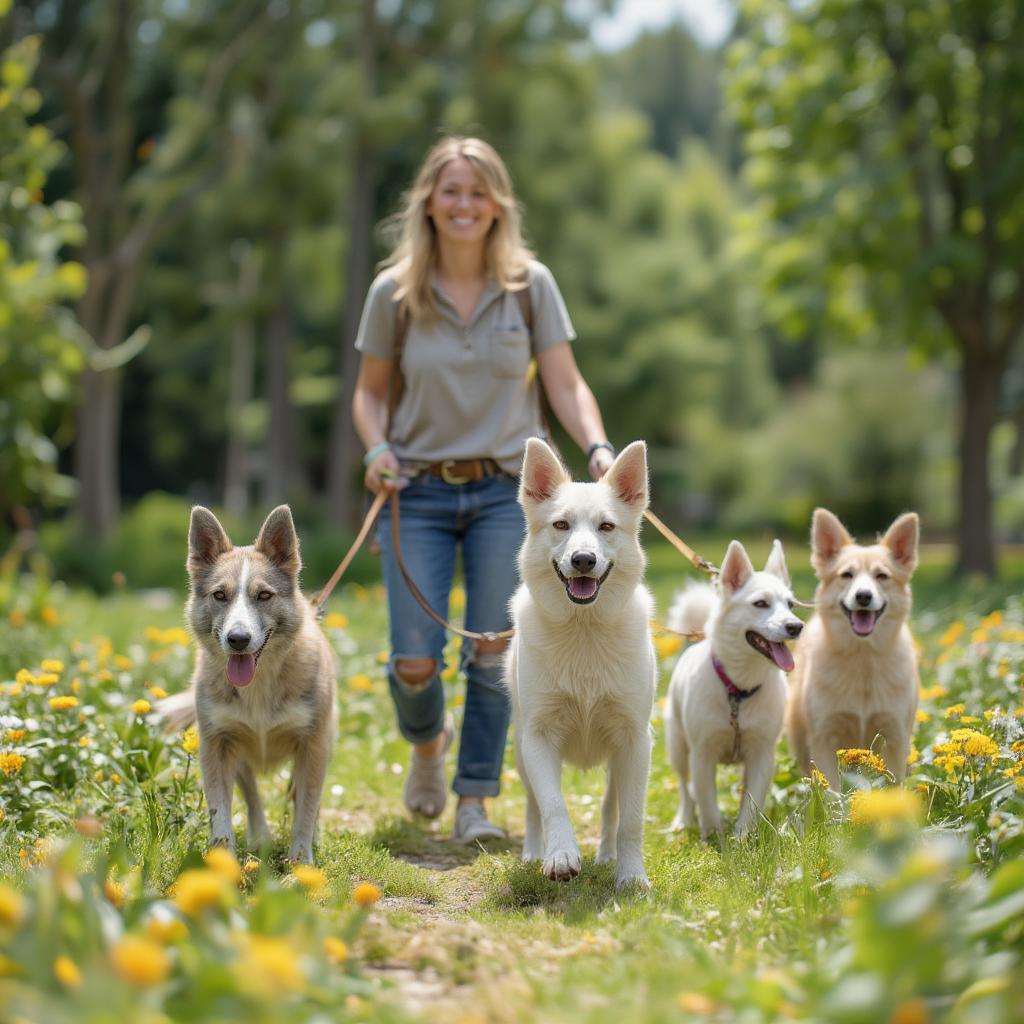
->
xmin=1 ymin=539 xmax=1023 ymax=1022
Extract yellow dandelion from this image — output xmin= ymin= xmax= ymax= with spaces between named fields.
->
xmin=146 ymin=916 xmax=188 ymax=944
xmin=906 ymin=744 xmax=920 ymax=767
xmin=849 ymin=787 xmax=922 ymax=827
xmin=441 ymin=663 xmax=458 ymax=682
xmin=980 ymin=610 xmax=1003 ymax=630
xmin=172 ymin=868 xmax=229 ymax=917
xmin=811 ymin=767 xmax=830 ymax=789
xmin=655 ymin=634 xmax=684 ymax=660
xmin=130 ymin=699 xmax=152 ymax=716
xmin=677 ymin=991 xmax=718 ymax=1013
xmin=323 ymin=936 xmax=349 ymax=964
xmin=919 ymin=684 xmax=947 ymax=701
xmin=114 ymin=655 xmax=134 ymax=671
xmin=15 ymin=668 xmax=34 ymax=687
xmin=53 ymin=955 xmax=82 ymax=989
xmin=243 ymin=858 xmax=261 ymax=874
xmin=147 ymin=685 xmax=168 ymax=700
xmin=353 ymin=882 xmax=381 ymax=907
xmin=94 ymin=769 xmax=105 ymax=782
xmin=235 ymin=934 xmax=304 ymax=994
xmin=48 ymin=695 xmax=79 ymax=710
xmin=110 ymin=935 xmax=171 ymax=987
xmin=33 ymin=673 xmax=59 ymax=686
xmin=837 ymin=748 xmax=887 ymax=773
xmin=0 ymin=885 xmax=25 ymax=927
xmin=96 ymin=669 xmax=113 ymax=682
xmin=5 ymin=729 xmax=25 ymax=743
xmin=181 ymin=726 xmax=199 ymax=756
xmin=79 ymin=736 xmax=91 ymax=747
xmin=40 ymin=659 xmax=64 ymax=674
xmin=291 ymin=864 xmax=327 ymax=896
xmin=104 ymin=878 xmax=126 ymax=909
xmin=959 ymin=715 xmax=981 ymax=724
xmin=204 ymin=847 xmax=242 ymax=884
xmin=348 ymin=674 xmax=373 ymax=692
xmin=71 ymin=677 xmax=80 ymax=693
xmin=109 ymin=773 xmax=121 ymax=784
xmin=939 ymin=622 xmax=964 ymax=648
xmin=949 ymin=729 xmax=999 ymax=759
xmin=0 ymin=753 xmax=26 ymax=778
xmin=375 ymin=650 xmax=389 ymax=665
xmin=4 ymin=682 xmax=23 ymax=698
xmin=944 ymin=703 xmax=965 ymax=718
xmin=323 ymin=612 xmax=349 ymax=630
xmin=8 ymin=609 xmax=25 ymax=627
xmin=41 ymin=606 xmax=59 ymax=625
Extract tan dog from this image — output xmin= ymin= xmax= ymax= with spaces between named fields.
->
xmin=785 ymin=508 xmax=919 ymax=790
xmin=160 ymin=506 xmax=336 ymax=863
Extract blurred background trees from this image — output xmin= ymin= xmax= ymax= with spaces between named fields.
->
xmin=2 ymin=0 xmax=1021 ymax=584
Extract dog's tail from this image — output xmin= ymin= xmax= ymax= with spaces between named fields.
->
xmin=155 ymin=690 xmax=197 ymax=733
xmin=666 ymin=581 xmax=716 ymax=637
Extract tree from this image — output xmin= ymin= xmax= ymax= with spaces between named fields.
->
xmin=727 ymin=0 xmax=1024 ymax=575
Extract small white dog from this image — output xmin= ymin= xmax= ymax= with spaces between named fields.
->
xmin=664 ymin=540 xmax=802 ymax=839
xmin=508 ymin=438 xmax=656 ymax=890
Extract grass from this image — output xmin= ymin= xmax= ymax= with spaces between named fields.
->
xmin=0 ymin=539 xmax=1023 ymax=1021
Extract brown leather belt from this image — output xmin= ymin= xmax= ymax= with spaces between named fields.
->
xmin=424 ymin=458 xmax=505 ymax=484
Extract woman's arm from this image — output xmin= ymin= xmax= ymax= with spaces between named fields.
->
xmin=351 ymin=354 xmax=406 ymax=492
xmin=536 ymin=342 xmax=614 ymax=479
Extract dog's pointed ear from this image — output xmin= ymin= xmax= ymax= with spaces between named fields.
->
xmin=255 ymin=505 xmax=301 ymax=575
xmin=811 ymin=508 xmax=852 ymax=574
xmin=519 ymin=438 xmax=569 ymax=505
xmin=603 ymin=441 xmax=648 ymax=509
xmin=764 ymin=538 xmax=791 ymax=586
xmin=719 ymin=540 xmax=754 ymax=594
xmin=881 ymin=512 xmax=919 ymax=572
xmin=188 ymin=507 xmax=232 ymax=573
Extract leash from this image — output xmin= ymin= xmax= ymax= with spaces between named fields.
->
xmin=310 ymin=489 xmax=389 ymax=612
xmin=712 ymin=653 xmax=762 ymax=761
xmin=643 ymin=508 xmax=719 ymax=577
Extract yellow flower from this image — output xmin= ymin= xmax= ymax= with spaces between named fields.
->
xmin=441 ymin=663 xmax=458 ymax=682
xmin=375 ymin=650 xmax=389 ymax=664
xmin=918 ymin=685 xmax=947 ymax=701
xmin=33 ymin=673 xmax=59 ymax=686
xmin=172 ymin=868 xmax=229 ymax=916
xmin=53 ymin=955 xmax=82 ymax=989
xmin=837 ymin=748 xmax=887 ymax=773
xmin=104 ymin=878 xmax=126 ymax=909
xmin=114 ymin=655 xmax=134 ymax=671
xmin=204 ymin=847 xmax=242 ymax=884
xmin=323 ymin=936 xmax=349 ymax=964
xmin=849 ymin=787 xmax=922 ymax=827
xmin=353 ymin=882 xmax=381 ymax=907
xmin=889 ymin=997 xmax=929 ymax=1024
xmin=323 ymin=612 xmax=349 ymax=630
xmin=906 ymin=744 xmax=920 ymax=766
xmin=949 ymin=729 xmax=999 ymax=759
xmin=810 ymin=768 xmax=830 ymax=789
xmin=348 ymin=674 xmax=373 ymax=692
xmin=109 ymin=773 xmax=121 ymax=784
xmin=291 ymin=864 xmax=327 ymax=897
xmin=79 ymin=736 xmax=91 ymax=747
xmin=0 ymin=885 xmax=25 ymax=927
xmin=71 ymin=677 xmax=80 ymax=693
xmin=5 ymin=729 xmax=25 ymax=743
xmin=677 ymin=992 xmax=718 ymax=1013
xmin=147 ymin=916 xmax=188 ymax=944
xmin=959 ymin=715 xmax=981 ymax=724
xmin=15 ymin=668 xmax=34 ymax=686
xmin=980 ymin=610 xmax=1003 ymax=630
xmin=48 ymin=695 xmax=79 ymax=710
xmin=450 ymin=585 xmax=466 ymax=611
xmin=181 ymin=726 xmax=199 ymax=756
xmin=235 ymin=934 xmax=304 ymax=994
xmin=41 ymin=606 xmax=59 ymax=625
xmin=655 ymin=634 xmax=684 ymax=659
xmin=243 ymin=858 xmax=261 ymax=875
xmin=939 ymin=622 xmax=964 ymax=648
xmin=131 ymin=699 xmax=152 ymax=715
xmin=944 ymin=703 xmax=965 ymax=718
xmin=40 ymin=659 xmax=64 ymax=674
xmin=146 ymin=685 xmax=166 ymax=700
xmin=8 ymin=608 xmax=25 ymax=627
xmin=110 ymin=935 xmax=171 ymax=987
xmin=0 ymin=752 xmax=26 ymax=777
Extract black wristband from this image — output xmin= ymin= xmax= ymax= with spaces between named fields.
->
xmin=587 ymin=441 xmax=616 ymax=462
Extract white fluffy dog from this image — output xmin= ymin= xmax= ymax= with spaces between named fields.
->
xmin=664 ymin=540 xmax=802 ymax=839
xmin=507 ymin=438 xmax=656 ymax=890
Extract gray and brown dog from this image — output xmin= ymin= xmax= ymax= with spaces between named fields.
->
xmin=161 ymin=505 xmax=336 ymax=863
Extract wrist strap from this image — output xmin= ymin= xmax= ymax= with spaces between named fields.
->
xmin=363 ymin=441 xmax=391 ymax=467
xmin=587 ymin=441 xmax=616 ymax=461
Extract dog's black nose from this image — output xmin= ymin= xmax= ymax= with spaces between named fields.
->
xmin=855 ymin=589 xmax=873 ymax=607
xmin=786 ymin=621 xmax=803 ymax=638
xmin=227 ymin=628 xmax=251 ymax=651
xmin=571 ymin=551 xmax=597 ymax=573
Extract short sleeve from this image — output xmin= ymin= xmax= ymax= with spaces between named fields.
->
xmin=354 ymin=271 xmax=399 ymax=358
xmin=526 ymin=260 xmax=576 ymax=354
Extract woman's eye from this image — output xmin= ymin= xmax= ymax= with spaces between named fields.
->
xmin=212 ymin=591 xmax=227 ymax=601
xmin=257 ymin=591 xmax=273 ymax=602
xmin=599 ymin=522 xmax=615 ymax=532
xmin=553 ymin=520 xmax=569 ymax=531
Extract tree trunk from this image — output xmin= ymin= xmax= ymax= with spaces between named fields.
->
xmin=325 ymin=0 xmax=377 ymax=527
xmin=955 ymin=344 xmax=1001 ymax=576
xmin=264 ymin=296 xmax=305 ymax=506
xmin=73 ymin=364 xmax=122 ymax=537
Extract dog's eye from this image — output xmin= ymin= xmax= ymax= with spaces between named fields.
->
xmin=840 ymin=571 xmax=854 ymax=579
xmin=599 ymin=522 xmax=615 ymax=532
xmin=787 ymin=599 xmax=795 ymax=610
xmin=257 ymin=590 xmax=273 ymax=601
xmin=552 ymin=520 xmax=570 ymax=531
xmin=753 ymin=599 xmax=769 ymax=608
xmin=874 ymin=571 xmax=889 ymax=581
xmin=212 ymin=590 xmax=227 ymax=601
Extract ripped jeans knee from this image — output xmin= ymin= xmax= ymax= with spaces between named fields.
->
xmin=392 ymin=655 xmax=438 ymax=691
xmin=462 ymin=637 xmax=509 ymax=692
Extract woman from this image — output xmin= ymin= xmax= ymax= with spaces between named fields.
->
xmin=351 ymin=136 xmax=615 ymax=842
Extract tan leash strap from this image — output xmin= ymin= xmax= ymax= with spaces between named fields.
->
xmin=310 ymin=489 xmax=389 ymax=611
xmin=643 ymin=508 xmax=719 ymax=576
xmin=390 ymin=492 xmax=515 ymax=643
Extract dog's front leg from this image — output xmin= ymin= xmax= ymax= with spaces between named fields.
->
xmin=689 ymin=746 xmax=722 ymax=840
xmin=596 ymin=766 xmax=618 ymax=865
xmin=236 ymin=761 xmax=273 ymax=849
xmin=287 ymin=732 xmax=330 ymax=864
xmin=519 ymin=730 xmax=579 ymax=881
xmin=199 ymin=734 xmax=237 ymax=851
xmin=608 ymin=732 xmax=651 ymax=890
xmin=516 ymin=735 xmax=544 ymax=861
xmin=735 ymin=743 xmax=775 ymax=838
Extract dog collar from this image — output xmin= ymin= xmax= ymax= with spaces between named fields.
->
xmin=711 ymin=653 xmax=761 ymax=701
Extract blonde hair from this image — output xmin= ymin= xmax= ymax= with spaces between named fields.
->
xmin=382 ymin=136 xmax=534 ymax=320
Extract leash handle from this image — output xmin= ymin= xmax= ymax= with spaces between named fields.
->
xmin=643 ymin=508 xmax=719 ymax=577
xmin=311 ymin=489 xmax=389 ymax=611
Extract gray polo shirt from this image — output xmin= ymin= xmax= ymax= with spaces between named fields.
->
xmin=355 ymin=259 xmax=575 ymax=475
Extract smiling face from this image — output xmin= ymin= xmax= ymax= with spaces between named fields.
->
xmin=426 ymin=158 xmax=499 ymax=249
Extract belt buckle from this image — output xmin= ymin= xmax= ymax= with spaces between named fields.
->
xmin=440 ymin=459 xmax=471 ymax=485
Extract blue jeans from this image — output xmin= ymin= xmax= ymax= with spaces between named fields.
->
xmin=377 ymin=472 xmax=523 ymax=798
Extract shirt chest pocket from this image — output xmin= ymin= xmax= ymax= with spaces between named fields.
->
xmin=489 ymin=326 xmax=531 ymax=379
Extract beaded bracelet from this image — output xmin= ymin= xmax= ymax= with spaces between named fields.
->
xmin=586 ymin=441 xmax=616 ymax=462
xmin=363 ymin=441 xmax=391 ymax=467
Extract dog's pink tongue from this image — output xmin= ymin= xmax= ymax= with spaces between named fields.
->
xmin=226 ymin=653 xmax=256 ymax=687
xmin=568 ymin=576 xmax=599 ymax=601
xmin=770 ymin=642 xmax=795 ymax=672
xmin=852 ymin=610 xmax=877 ymax=636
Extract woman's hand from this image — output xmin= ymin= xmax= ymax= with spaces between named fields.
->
xmin=588 ymin=446 xmax=614 ymax=480
xmin=365 ymin=448 xmax=407 ymax=494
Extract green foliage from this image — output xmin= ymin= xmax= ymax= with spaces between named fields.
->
xmin=0 ymin=34 xmax=86 ymax=516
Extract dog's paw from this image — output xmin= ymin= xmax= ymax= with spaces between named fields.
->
xmin=542 ymin=848 xmax=581 ymax=882
xmin=521 ymin=844 xmax=543 ymax=862
xmin=615 ymin=867 xmax=651 ymax=893
xmin=669 ymin=810 xmax=695 ymax=831
xmin=287 ymin=841 xmax=313 ymax=864
xmin=208 ymin=834 xmax=236 ymax=853
xmin=595 ymin=845 xmax=616 ymax=865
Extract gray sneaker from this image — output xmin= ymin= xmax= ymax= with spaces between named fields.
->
xmin=403 ymin=716 xmax=454 ymax=819
xmin=452 ymin=802 xmax=507 ymax=844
